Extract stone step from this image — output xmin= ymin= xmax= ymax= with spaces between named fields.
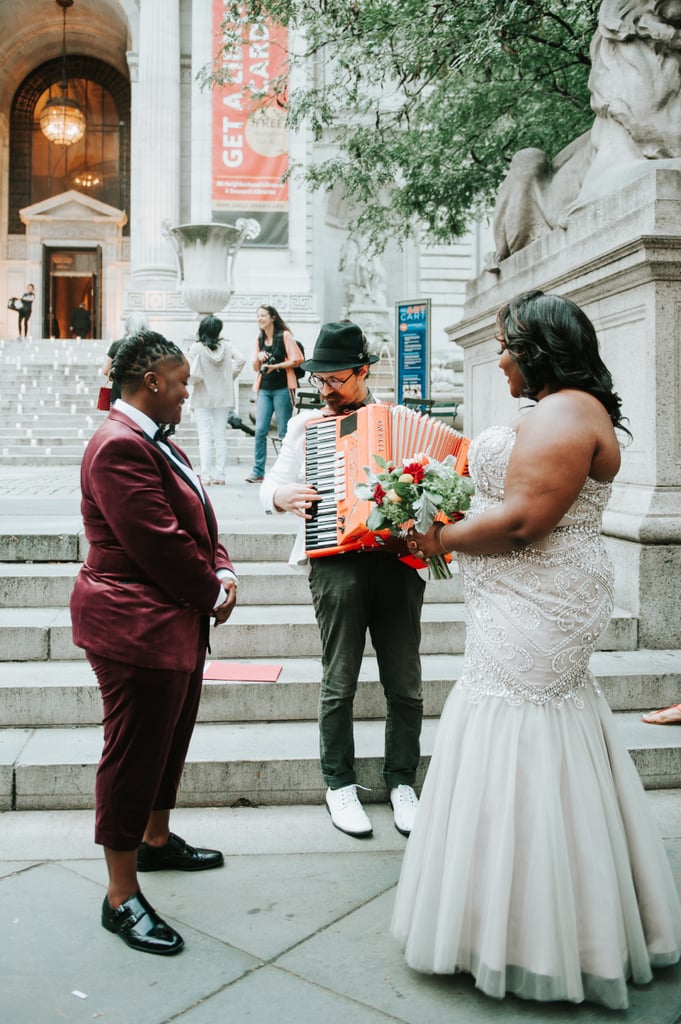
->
xmin=0 ymin=560 xmax=464 ymax=607
xmin=0 ymin=419 xmax=252 ymax=434
xmin=1 ymin=650 xmax=679 ymax=728
xmin=3 ymin=710 xmax=679 ymax=812
xmin=0 ymin=417 xmax=252 ymax=433
xmin=0 ymin=525 xmax=298 ymax=563
xmin=0 ymin=406 xmax=102 ymax=416
xmin=4 ymin=428 xmax=235 ymax=447
xmin=0 ymin=451 xmax=255 ymax=467
xmin=0 ymin=337 xmax=260 ymax=465
xmin=0 ymin=428 xmax=97 ymax=440
xmin=0 ymin=523 xmax=84 ymax=561
xmin=0 ymin=445 xmax=255 ymax=463
xmin=0 ymin=452 xmax=92 ymax=465
xmin=0 ymin=603 xmax=638 ymax=661
xmin=0 ymin=337 xmax=105 ymax=352
xmin=0 ymin=385 xmax=258 ymax=405
xmin=0 ymin=432 xmax=266 ymax=465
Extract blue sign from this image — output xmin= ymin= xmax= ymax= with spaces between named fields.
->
xmin=396 ymin=299 xmax=430 ymax=405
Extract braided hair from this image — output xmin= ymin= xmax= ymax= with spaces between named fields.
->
xmin=109 ymin=330 xmax=185 ymax=393
xmin=496 ymin=291 xmax=631 ymax=437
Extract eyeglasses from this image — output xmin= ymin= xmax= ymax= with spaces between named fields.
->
xmin=308 ymin=370 xmax=356 ymax=392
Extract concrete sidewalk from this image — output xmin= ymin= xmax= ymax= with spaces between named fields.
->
xmin=2 ymin=800 xmax=681 ymax=1024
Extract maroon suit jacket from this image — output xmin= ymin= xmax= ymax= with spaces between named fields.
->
xmin=70 ymin=409 xmax=234 ymax=671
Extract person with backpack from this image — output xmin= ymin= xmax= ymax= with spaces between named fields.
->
xmin=246 ymin=304 xmax=304 ymax=483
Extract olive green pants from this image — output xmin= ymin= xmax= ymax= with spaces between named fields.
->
xmin=309 ymin=552 xmax=425 ymax=790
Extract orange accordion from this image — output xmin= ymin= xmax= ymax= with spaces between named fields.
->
xmin=304 ymin=403 xmax=470 ymax=558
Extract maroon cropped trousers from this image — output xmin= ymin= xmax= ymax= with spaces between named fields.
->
xmin=88 ymin=641 xmax=205 ymax=850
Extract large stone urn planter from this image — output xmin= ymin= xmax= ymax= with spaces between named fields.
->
xmin=163 ymin=218 xmax=259 ymax=315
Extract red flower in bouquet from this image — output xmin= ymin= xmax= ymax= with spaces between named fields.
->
xmin=401 ymin=461 xmax=425 ymax=484
xmin=356 ymin=452 xmax=474 ymax=579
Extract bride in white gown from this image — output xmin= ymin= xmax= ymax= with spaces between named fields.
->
xmin=393 ymin=291 xmax=681 ymax=1009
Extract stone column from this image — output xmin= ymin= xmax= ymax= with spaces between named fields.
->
xmin=128 ymin=0 xmax=180 ymax=280
xmin=190 ymin=0 xmax=213 ymax=223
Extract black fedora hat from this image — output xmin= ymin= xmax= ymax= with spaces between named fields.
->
xmin=301 ymin=321 xmax=379 ymax=372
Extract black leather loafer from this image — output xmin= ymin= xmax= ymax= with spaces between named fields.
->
xmin=101 ymin=891 xmax=184 ymax=955
xmin=137 ymin=832 xmax=225 ymax=872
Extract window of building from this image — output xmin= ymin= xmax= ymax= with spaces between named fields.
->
xmin=10 ymin=56 xmax=130 ymax=234
xmin=32 ymin=78 xmax=122 ymax=208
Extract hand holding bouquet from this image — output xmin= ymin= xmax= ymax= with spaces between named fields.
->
xmin=355 ymin=453 xmax=474 ymax=579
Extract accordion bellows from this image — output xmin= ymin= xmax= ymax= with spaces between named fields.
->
xmin=304 ymin=403 xmax=470 ymax=558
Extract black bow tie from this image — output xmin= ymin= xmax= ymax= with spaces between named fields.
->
xmin=153 ymin=423 xmax=175 ymax=442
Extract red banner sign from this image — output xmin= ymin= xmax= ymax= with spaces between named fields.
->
xmin=211 ymin=2 xmax=289 ymax=245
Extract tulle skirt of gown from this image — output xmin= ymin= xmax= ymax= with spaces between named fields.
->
xmin=392 ymin=681 xmax=681 ymax=1009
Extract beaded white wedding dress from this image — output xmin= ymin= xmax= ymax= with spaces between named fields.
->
xmin=392 ymin=425 xmax=681 ymax=1009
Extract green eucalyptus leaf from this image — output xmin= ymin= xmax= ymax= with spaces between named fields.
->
xmin=366 ymin=507 xmax=387 ymax=530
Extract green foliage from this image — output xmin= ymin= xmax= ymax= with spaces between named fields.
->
xmin=203 ymin=0 xmax=600 ymax=250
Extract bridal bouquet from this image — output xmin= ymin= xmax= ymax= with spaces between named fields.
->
xmin=355 ymin=454 xmax=474 ymax=579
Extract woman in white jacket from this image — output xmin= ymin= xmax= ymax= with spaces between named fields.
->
xmin=188 ymin=316 xmax=246 ymax=485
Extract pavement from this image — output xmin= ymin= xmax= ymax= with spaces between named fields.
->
xmin=2 ymin=802 xmax=681 ymax=1024
xmin=2 ymin=463 xmax=681 ymax=1023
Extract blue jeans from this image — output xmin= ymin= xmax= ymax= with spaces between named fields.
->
xmin=251 ymin=387 xmax=293 ymax=477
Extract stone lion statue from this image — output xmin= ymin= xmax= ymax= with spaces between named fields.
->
xmin=492 ymin=0 xmax=681 ymax=263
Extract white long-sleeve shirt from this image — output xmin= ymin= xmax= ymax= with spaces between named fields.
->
xmin=259 ymin=409 xmax=321 ymax=567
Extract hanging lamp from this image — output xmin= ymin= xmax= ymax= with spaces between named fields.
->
xmin=39 ymin=0 xmax=86 ymax=147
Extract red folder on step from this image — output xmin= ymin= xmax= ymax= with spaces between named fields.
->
xmin=203 ymin=661 xmax=282 ymax=682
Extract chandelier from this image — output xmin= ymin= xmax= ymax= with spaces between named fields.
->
xmin=39 ymin=0 xmax=86 ymax=147
xmin=73 ymin=170 xmax=102 ymax=191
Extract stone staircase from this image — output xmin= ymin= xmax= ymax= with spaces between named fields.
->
xmin=1 ymin=338 xmax=681 ymax=814
xmin=0 ymin=336 xmax=257 ymax=466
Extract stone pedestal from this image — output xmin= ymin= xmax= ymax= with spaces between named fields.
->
xmin=345 ymin=304 xmax=394 ymax=400
xmin=448 ymin=166 xmax=681 ymax=648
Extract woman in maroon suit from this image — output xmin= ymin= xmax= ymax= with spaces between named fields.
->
xmin=70 ymin=330 xmax=237 ymax=956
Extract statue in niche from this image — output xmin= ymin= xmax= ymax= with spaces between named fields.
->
xmin=339 ymin=235 xmax=387 ymax=309
xmin=491 ymin=0 xmax=681 ymax=263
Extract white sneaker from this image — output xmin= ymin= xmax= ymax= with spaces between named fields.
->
xmin=390 ymin=785 xmax=419 ymax=836
xmin=325 ymin=785 xmax=373 ymax=838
